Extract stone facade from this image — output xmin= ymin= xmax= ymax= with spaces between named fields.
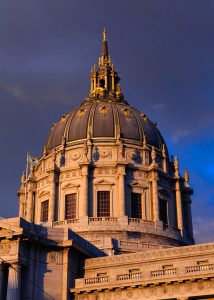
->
xmin=0 ymin=30 xmax=213 ymax=300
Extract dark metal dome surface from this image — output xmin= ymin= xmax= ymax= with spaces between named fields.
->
xmin=45 ymin=100 xmax=166 ymax=153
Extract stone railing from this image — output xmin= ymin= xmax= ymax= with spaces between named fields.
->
xmin=186 ymin=264 xmax=214 ymax=273
xmin=52 ymin=219 xmax=79 ymax=227
xmin=119 ymin=240 xmax=170 ymax=250
xmin=151 ymin=268 xmax=177 ymax=277
xmin=89 ymin=217 xmax=118 ymax=222
xmin=85 ymin=276 xmax=109 ymax=285
xmin=117 ymin=272 xmax=142 ymax=281
xmin=129 ymin=218 xmax=153 ymax=224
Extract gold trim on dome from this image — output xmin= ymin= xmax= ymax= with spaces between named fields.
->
xmin=98 ymin=105 xmax=109 ymax=116
xmin=78 ymin=107 xmax=87 ymax=119
xmin=121 ymin=107 xmax=131 ymax=118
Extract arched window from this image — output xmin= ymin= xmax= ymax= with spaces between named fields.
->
xmin=65 ymin=193 xmax=77 ymax=219
xmin=131 ymin=192 xmax=142 ymax=219
xmin=97 ymin=191 xmax=110 ymax=217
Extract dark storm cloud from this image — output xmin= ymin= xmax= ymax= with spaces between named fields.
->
xmin=0 ymin=0 xmax=213 ymax=241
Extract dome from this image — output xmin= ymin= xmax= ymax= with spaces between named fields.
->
xmin=44 ymin=29 xmax=167 ymax=156
xmin=45 ymin=100 xmax=166 ymax=154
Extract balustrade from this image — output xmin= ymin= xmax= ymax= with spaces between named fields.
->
xmin=85 ymin=276 xmax=108 ymax=285
xmin=186 ymin=264 xmax=213 ymax=273
xmin=117 ymin=272 xmax=142 ymax=281
xmin=151 ymin=268 xmax=177 ymax=277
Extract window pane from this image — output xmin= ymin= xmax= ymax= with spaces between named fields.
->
xmin=131 ymin=193 xmax=142 ymax=219
xmin=65 ymin=193 xmax=77 ymax=219
xmin=41 ymin=200 xmax=49 ymax=222
xmin=97 ymin=191 xmax=110 ymax=217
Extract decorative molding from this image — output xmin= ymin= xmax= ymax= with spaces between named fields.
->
xmin=94 ymin=179 xmax=115 ymax=186
xmin=99 ymin=149 xmax=112 ymax=159
xmin=47 ymin=251 xmax=63 ymax=264
xmin=62 ymin=183 xmax=80 ymax=190
xmin=99 ymin=106 xmax=109 ymax=116
xmin=38 ymin=190 xmax=50 ymax=198
xmin=70 ymin=152 xmax=81 ymax=161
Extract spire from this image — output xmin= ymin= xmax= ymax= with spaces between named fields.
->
xmin=87 ymin=29 xmax=125 ymax=102
xmin=101 ymin=28 xmax=109 ymax=57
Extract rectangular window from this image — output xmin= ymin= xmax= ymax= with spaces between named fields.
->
xmin=41 ymin=200 xmax=49 ymax=222
xmin=97 ymin=191 xmax=110 ymax=217
xmin=131 ymin=192 xmax=142 ymax=219
xmin=159 ymin=199 xmax=168 ymax=224
xmin=65 ymin=193 xmax=77 ymax=219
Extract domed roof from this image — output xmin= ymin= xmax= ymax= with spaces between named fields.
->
xmin=45 ymin=100 xmax=166 ymax=153
xmin=44 ymin=30 xmax=167 ymax=155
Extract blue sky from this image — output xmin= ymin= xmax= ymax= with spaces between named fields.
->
xmin=0 ymin=0 xmax=213 ymax=243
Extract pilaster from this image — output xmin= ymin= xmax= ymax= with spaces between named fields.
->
xmin=175 ymin=180 xmax=184 ymax=233
xmin=48 ymin=167 xmax=59 ymax=222
xmin=117 ymin=163 xmax=126 ymax=218
xmin=79 ymin=163 xmax=89 ymax=220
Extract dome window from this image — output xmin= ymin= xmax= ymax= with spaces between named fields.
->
xmin=131 ymin=193 xmax=142 ymax=219
xmin=41 ymin=200 xmax=49 ymax=223
xmin=65 ymin=193 xmax=77 ymax=220
xmin=97 ymin=191 xmax=110 ymax=217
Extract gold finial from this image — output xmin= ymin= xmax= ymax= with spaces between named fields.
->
xmin=103 ymin=28 xmax=106 ymax=41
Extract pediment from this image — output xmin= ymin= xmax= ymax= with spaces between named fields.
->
xmin=0 ymin=221 xmax=23 ymax=238
xmin=129 ymin=181 xmax=148 ymax=189
xmin=39 ymin=190 xmax=50 ymax=197
xmin=94 ymin=179 xmax=115 ymax=186
xmin=62 ymin=183 xmax=80 ymax=190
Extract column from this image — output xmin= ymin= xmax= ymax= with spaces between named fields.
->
xmin=48 ymin=172 xmax=56 ymax=222
xmin=152 ymin=171 xmax=159 ymax=222
xmin=6 ymin=264 xmax=21 ymax=300
xmin=118 ymin=165 xmax=126 ymax=217
xmin=80 ymin=165 xmax=88 ymax=218
xmin=26 ymin=189 xmax=33 ymax=222
xmin=0 ymin=264 xmax=6 ymax=300
xmin=175 ymin=180 xmax=183 ymax=231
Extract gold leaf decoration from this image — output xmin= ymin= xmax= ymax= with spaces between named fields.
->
xmin=99 ymin=105 xmax=109 ymax=116
xmin=78 ymin=107 xmax=87 ymax=119
xmin=121 ymin=107 xmax=131 ymax=118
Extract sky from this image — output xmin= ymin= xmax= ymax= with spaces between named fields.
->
xmin=0 ymin=0 xmax=213 ymax=243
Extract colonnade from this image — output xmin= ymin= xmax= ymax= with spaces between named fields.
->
xmin=0 ymin=263 xmax=21 ymax=300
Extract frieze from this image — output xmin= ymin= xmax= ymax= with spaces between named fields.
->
xmin=0 ymin=242 xmax=18 ymax=256
xmin=93 ymin=148 xmax=112 ymax=161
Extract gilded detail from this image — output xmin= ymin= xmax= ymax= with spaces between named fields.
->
xmin=121 ymin=107 xmax=131 ymax=118
xmin=99 ymin=106 xmax=109 ymax=116
xmin=78 ymin=107 xmax=87 ymax=119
